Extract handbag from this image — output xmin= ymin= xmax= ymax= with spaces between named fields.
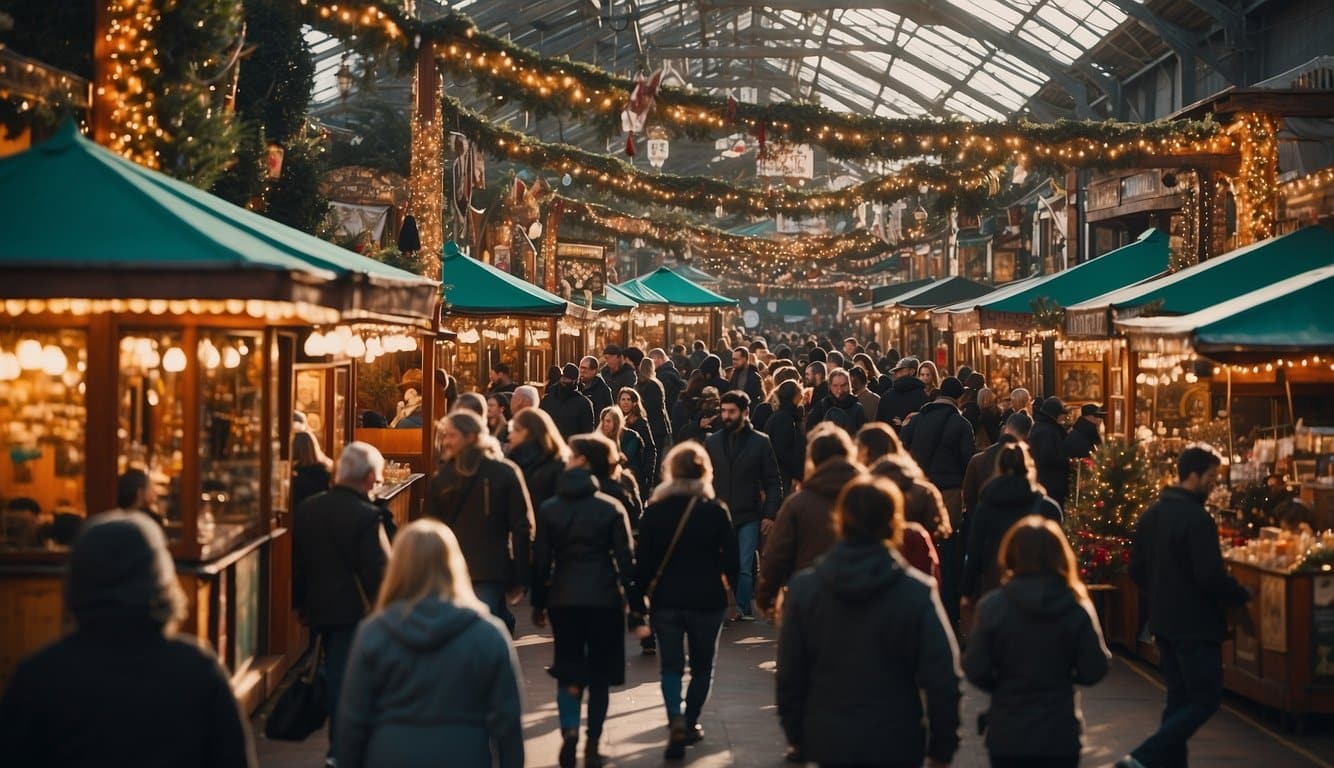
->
xmin=264 ymin=635 xmax=328 ymax=741
xmin=646 ymin=496 xmax=700 ymax=600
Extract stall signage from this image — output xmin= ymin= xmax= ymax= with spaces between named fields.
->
xmin=555 ymin=242 xmax=607 ymax=303
xmin=1065 ymin=309 xmax=1109 ymax=337
xmin=757 ymin=143 xmax=814 ymax=179
xmin=1314 ymin=575 xmax=1334 ymax=680
xmin=1087 ymin=180 xmax=1120 ymax=211
xmin=1121 ymin=171 xmax=1163 ymax=201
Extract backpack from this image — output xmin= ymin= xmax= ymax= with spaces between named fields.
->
xmin=823 ymin=406 xmax=850 ymax=430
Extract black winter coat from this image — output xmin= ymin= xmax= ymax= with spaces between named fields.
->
xmin=778 ymin=542 xmax=961 ymax=766
xmin=1131 ymin=486 xmax=1250 ymax=640
xmin=1028 ymin=410 xmax=1070 ymax=504
xmin=815 ymin=391 xmax=868 ymax=434
xmin=580 ymin=375 xmax=615 ymax=417
xmin=291 ymin=462 xmax=331 ymax=511
xmin=508 ymin=441 xmax=564 ymax=511
xmin=751 ymin=401 xmax=775 ymax=432
xmin=705 ymin=423 xmax=784 ymax=526
xmin=532 ymin=469 xmax=644 ymax=613
xmin=963 ymin=575 xmax=1111 ymax=758
xmin=336 ymin=597 xmax=522 ymax=768
xmin=427 ymin=454 xmax=534 ymax=589
xmin=656 ymin=361 xmax=685 ymax=415
xmin=293 ymin=486 xmax=390 ymax=628
xmin=540 ymin=385 xmax=596 ymax=439
xmin=637 ymin=377 xmax=673 ymax=456
xmin=764 ymin=403 xmax=807 ymax=489
xmin=876 ymin=374 xmax=930 ymax=428
xmin=804 ymin=382 xmax=831 ymax=430
xmin=624 ymin=417 xmax=657 ymax=492
xmin=0 ymin=620 xmax=257 ymax=768
xmin=1064 ymin=417 xmax=1103 ymax=460
xmin=635 ymin=486 xmax=738 ymax=611
xmin=900 ymin=401 xmax=976 ymax=491
xmin=597 ymin=469 xmax=643 ymax=530
xmin=604 ymin=362 xmax=638 ymax=394
xmin=728 ymin=364 xmax=764 ymax=404
xmin=960 ymin=474 xmax=1064 ymax=599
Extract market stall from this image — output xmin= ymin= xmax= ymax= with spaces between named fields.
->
xmin=619 ymin=267 xmax=736 ymax=350
xmin=440 ymin=241 xmax=594 ymax=392
xmin=0 ymin=124 xmax=439 ymax=704
xmin=875 ymin=276 xmax=993 ymax=368
xmin=1070 ymin=226 xmax=1334 ymax=440
xmin=590 ymin=283 xmax=640 ymax=350
xmin=847 ymin=277 xmax=935 ymax=351
xmin=614 ymin=279 xmax=671 ymax=350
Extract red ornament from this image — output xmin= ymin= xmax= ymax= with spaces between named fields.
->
xmin=625 ymin=134 xmax=636 ymax=157
xmin=755 ymin=121 xmax=767 ymax=159
xmin=725 ymin=95 xmax=738 ymax=124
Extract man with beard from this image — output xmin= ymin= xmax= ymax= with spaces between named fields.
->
xmin=540 ymin=364 xmax=596 ymax=439
xmin=728 ymin=346 xmax=764 ymax=403
xmin=578 ymin=355 xmax=614 ymax=415
xmin=815 ymin=367 xmax=868 ymax=435
xmin=601 ymin=343 xmax=638 ymax=392
xmin=705 ymin=391 xmax=783 ymax=621
xmin=875 ymin=356 xmax=929 ymax=430
xmin=1120 ymin=446 xmax=1250 ymax=768
xmin=649 ymin=347 xmax=685 ymax=414
xmin=427 ymin=410 xmax=534 ymax=635
xmin=803 ymin=361 xmax=831 ymax=430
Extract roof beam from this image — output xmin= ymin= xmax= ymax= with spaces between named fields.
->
xmin=1102 ymin=0 xmax=1238 ymax=84
xmin=1181 ymin=0 xmax=1245 ymax=28
xmin=817 ymin=49 xmax=949 ymax=117
xmin=651 ymin=42 xmax=920 ymax=57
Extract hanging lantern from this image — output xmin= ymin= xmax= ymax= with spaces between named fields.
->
xmin=647 ymin=126 xmax=669 ymax=170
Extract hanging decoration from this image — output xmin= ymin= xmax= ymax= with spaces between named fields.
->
xmin=302 ymin=3 xmax=1231 ymax=167
xmin=1231 ymin=112 xmax=1279 ymax=245
xmin=621 ymin=69 xmax=661 ymax=157
xmin=441 ymin=95 xmax=989 ymax=217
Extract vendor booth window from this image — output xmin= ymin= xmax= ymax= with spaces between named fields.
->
xmin=118 ymin=331 xmax=185 ymax=542
xmin=1 ymin=329 xmax=87 ymax=550
xmin=355 ymin=341 xmax=425 ymax=457
xmin=197 ymin=330 xmax=264 ymax=555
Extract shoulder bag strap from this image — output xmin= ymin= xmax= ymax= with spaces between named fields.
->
xmin=646 ymin=496 xmax=700 ymax=600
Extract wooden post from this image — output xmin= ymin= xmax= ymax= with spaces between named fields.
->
xmin=408 ymin=44 xmax=444 ymax=279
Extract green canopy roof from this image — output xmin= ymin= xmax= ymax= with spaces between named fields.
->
xmin=669 ymin=262 xmax=722 ymax=286
xmin=442 ymin=241 xmax=570 ymax=317
xmin=614 ymin=279 xmax=669 ymax=304
xmin=0 ymin=121 xmax=438 ymax=324
xmin=850 ymin=276 xmax=935 ymax=313
xmin=1068 ymin=226 xmax=1334 ymax=334
xmin=888 ymin=277 xmax=995 ymax=310
xmin=1116 ymin=265 xmax=1334 ymax=359
xmin=592 ymin=283 xmax=640 ymax=312
xmin=979 ymin=228 xmax=1169 ymax=316
xmin=623 ymin=267 xmax=735 ymax=308
xmin=934 ymin=276 xmax=1045 ymax=315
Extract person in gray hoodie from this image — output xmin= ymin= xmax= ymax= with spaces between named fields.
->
xmin=964 ymin=516 xmax=1111 ymax=768
xmin=336 ymin=519 xmax=523 ymax=768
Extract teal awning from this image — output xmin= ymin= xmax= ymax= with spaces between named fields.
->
xmin=592 ymin=283 xmax=640 ymax=312
xmin=0 ymin=121 xmax=439 ymax=325
xmin=934 ymin=276 xmax=1045 ymax=315
xmin=614 ymin=279 xmax=669 ymax=304
xmin=669 ymin=262 xmax=722 ymax=286
xmin=979 ymin=228 xmax=1170 ymax=316
xmin=1068 ymin=226 xmax=1334 ymax=336
xmin=889 ymin=276 xmax=995 ymax=310
xmin=623 ymin=267 xmax=736 ymax=308
xmin=1116 ymin=265 xmax=1334 ymax=359
xmin=442 ymin=241 xmax=570 ymax=317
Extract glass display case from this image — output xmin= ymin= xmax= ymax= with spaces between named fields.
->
xmin=117 ymin=329 xmax=186 ymax=543
xmin=196 ymin=330 xmax=265 ymax=557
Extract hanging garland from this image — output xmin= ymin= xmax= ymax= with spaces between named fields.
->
xmin=303 ymin=2 xmax=1231 ymax=166
xmin=443 ymin=95 xmax=991 ymax=217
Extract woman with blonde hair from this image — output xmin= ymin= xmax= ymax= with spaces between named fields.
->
xmin=507 ymin=407 xmax=568 ymax=513
xmin=635 ymin=442 xmax=738 ymax=759
xmin=336 ymin=519 xmax=523 ymax=768
xmin=291 ymin=430 xmax=334 ymax=510
xmin=964 ymin=516 xmax=1111 ymax=767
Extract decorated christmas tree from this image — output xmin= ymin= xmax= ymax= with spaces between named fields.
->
xmin=1065 ymin=437 xmax=1162 ymax=582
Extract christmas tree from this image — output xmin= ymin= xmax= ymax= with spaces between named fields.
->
xmin=1065 ymin=437 xmax=1162 ymax=582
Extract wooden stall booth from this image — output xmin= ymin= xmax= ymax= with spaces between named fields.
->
xmin=614 ymin=279 xmax=670 ymax=351
xmin=847 ymin=277 xmax=935 ymax=354
xmin=0 ymin=125 xmax=440 ymax=707
xmin=439 ymin=241 xmax=594 ymax=392
xmin=875 ymin=277 xmax=993 ymax=368
xmin=590 ymin=284 xmax=640 ymax=351
xmin=619 ymin=267 xmax=736 ymax=352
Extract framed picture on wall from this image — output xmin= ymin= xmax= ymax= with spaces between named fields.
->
xmin=1055 ymin=360 xmax=1104 ymax=404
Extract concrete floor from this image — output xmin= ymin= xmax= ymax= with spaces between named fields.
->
xmin=257 ymin=611 xmax=1334 ymax=768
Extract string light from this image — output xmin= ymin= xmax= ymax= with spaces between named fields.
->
xmin=100 ymin=0 xmax=164 ymax=167
xmin=1231 ymin=112 xmax=1279 ymax=245
xmin=0 ymin=47 xmax=91 ymax=111
xmin=409 ymin=63 xmax=444 ymax=279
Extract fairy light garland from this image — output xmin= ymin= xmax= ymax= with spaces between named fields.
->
xmin=408 ymin=77 xmax=444 ymax=279
xmin=301 ymin=2 xmax=1232 ymax=166
xmin=100 ymin=0 xmax=163 ymax=167
xmin=1232 ymin=112 xmax=1279 ymax=245
xmin=443 ymin=95 xmax=987 ymax=216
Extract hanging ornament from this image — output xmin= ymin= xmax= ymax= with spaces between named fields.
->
xmin=724 ymin=93 xmax=738 ymax=124
xmin=756 ymin=121 xmax=767 ymax=159
xmin=620 ymin=69 xmax=662 ymax=158
xmin=625 ymin=133 xmax=636 ymax=157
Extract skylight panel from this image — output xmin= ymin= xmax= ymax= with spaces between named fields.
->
xmin=953 ymin=0 xmax=1028 ymax=29
xmin=890 ymin=60 xmax=949 ymax=99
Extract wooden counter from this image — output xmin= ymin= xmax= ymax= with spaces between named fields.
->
xmin=374 ymin=473 xmax=426 ymax=530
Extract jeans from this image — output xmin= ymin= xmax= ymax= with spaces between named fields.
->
xmin=474 ymin=581 xmax=517 ymax=635
xmin=319 ymin=625 xmax=357 ymax=758
xmin=734 ymin=521 xmax=760 ymax=616
xmin=652 ymin=608 xmax=726 ymax=725
xmin=1132 ymin=635 xmax=1224 ymax=768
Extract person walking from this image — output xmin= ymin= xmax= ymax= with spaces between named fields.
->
xmin=962 ymin=412 xmax=1032 ymax=518
xmin=427 ymin=411 xmax=534 ymax=634
xmin=541 ymin=364 xmax=596 ymax=439
xmin=901 ymin=376 xmax=976 ymax=624
xmin=704 ymin=390 xmax=783 ymax=620
xmin=293 ymin=442 xmax=392 ymax=764
xmin=335 ymin=519 xmax=523 ymax=768
xmin=291 ymin=430 xmax=333 ymax=511
xmin=637 ymin=356 xmax=673 ymax=467
xmin=960 ymin=442 xmax=1064 ymax=604
xmin=486 ymin=392 xmax=512 ymax=445
xmin=764 ymin=379 xmax=808 ymax=493
xmin=728 ymin=346 xmax=765 ymax=403
xmin=532 ymin=434 xmax=649 ymax=768
xmin=650 ymin=347 xmax=685 ymax=416
xmin=813 ymin=367 xmax=868 ymax=435
xmin=1064 ymin=403 xmax=1106 ymax=460
xmin=752 ymin=365 xmax=800 ymax=432
xmin=636 ymin=443 xmax=739 ymax=759
xmin=599 ymin=405 xmax=648 ymax=492
xmin=1029 ymin=397 xmax=1073 ymax=508
xmin=964 ymin=516 xmax=1111 ymax=768
xmin=849 ymin=366 xmax=881 ymax=424
xmin=618 ymin=387 xmax=659 ymax=492
xmin=0 ymin=512 xmax=257 ymax=768
xmin=1118 ymin=446 xmax=1252 ymax=768
xmin=917 ymin=360 xmax=942 ymax=400
xmin=777 ymin=476 xmax=961 ymax=768
xmin=802 ymin=361 xmax=830 ymax=429
xmin=579 ymin=355 xmax=615 ymax=415
xmin=876 ymin=355 xmax=929 ymax=429
xmin=699 ymin=353 xmax=729 ymax=394
xmin=506 ymin=407 xmax=568 ymax=514
xmin=602 ymin=344 xmax=638 ymax=392
xmin=755 ymin=425 xmax=862 ymax=617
